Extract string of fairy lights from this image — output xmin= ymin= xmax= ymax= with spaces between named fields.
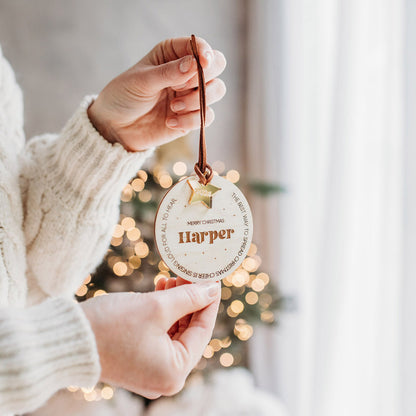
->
xmin=72 ymin=160 xmax=281 ymax=403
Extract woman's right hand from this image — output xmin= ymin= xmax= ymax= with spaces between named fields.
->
xmin=80 ymin=279 xmax=220 ymax=398
xmin=87 ymin=36 xmax=226 ymax=152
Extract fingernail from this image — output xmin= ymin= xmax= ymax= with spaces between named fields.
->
xmin=166 ymin=118 xmax=178 ymax=128
xmin=204 ymin=50 xmax=213 ymax=66
xmin=171 ymin=101 xmax=186 ymax=112
xmin=201 ymin=282 xmax=220 ymax=298
xmin=179 ymin=56 xmax=193 ymax=73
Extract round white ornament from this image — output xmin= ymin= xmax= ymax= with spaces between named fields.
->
xmin=154 ymin=175 xmax=253 ymax=282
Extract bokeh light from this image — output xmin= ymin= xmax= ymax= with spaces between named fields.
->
xmin=139 ymin=189 xmax=152 ymax=202
xmin=121 ymin=217 xmax=135 ymax=231
xmin=126 ymin=227 xmax=141 ymax=241
xmin=220 ymin=352 xmax=234 ymax=367
xmin=225 ymin=169 xmax=240 ymax=183
xmin=121 ymin=184 xmax=133 ymax=202
xmin=101 ymin=386 xmax=114 ymax=400
xmin=135 ymin=241 xmax=149 ymax=258
xmin=173 ymin=161 xmax=188 ymax=176
xmin=221 ymin=286 xmax=232 ymax=300
xmin=113 ymin=262 xmax=128 ymax=276
xmin=230 ymin=300 xmax=244 ymax=314
xmin=137 ymin=170 xmax=148 ymax=182
xmin=159 ymin=174 xmax=173 ymax=189
xmin=245 ymin=291 xmax=259 ymax=305
xmin=131 ymin=178 xmax=145 ymax=192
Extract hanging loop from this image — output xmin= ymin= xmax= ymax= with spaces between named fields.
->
xmin=190 ymin=34 xmax=213 ymax=185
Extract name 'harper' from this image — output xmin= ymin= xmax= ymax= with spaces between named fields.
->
xmin=178 ymin=229 xmax=235 ymax=244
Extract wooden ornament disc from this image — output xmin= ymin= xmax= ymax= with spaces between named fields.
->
xmin=154 ymin=175 xmax=253 ymax=282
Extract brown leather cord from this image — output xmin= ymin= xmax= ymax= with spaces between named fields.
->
xmin=190 ymin=34 xmax=213 ymax=185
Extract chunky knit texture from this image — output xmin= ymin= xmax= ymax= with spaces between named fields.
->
xmin=0 ymin=46 xmax=153 ymax=415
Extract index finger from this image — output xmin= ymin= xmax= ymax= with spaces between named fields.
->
xmin=173 ymin=296 xmax=220 ymax=368
xmin=176 ymin=277 xmax=192 ymax=286
xmin=147 ymin=36 xmax=214 ymax=68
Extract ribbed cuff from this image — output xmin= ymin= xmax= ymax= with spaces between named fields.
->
xmin=0 ymin=297 xmax=100 ymax=414
xmin=37 ymin=95 xmax=154 ymax=212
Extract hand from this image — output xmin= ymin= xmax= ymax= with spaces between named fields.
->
xmin=81 ymin=278 xmax=220 ymax=398
xmin=87 ymin=37 xmax=227 ymax=152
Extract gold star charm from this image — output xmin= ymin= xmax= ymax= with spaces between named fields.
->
xmin=187 ymin=179 xmax=221 ymax=208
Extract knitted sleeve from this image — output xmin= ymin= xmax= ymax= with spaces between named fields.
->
xmin=19 ymin=96 xmax=154 ymax=302
xmin=0 ymin=297 xmax=100 ymax=414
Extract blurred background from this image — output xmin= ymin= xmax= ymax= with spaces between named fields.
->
xmin=1 ymin=0 xmax=416 ymax=415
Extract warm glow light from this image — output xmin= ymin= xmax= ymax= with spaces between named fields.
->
xmin=234 ymin=319 xmax=254 ymax=341
xmin=67 ymin=386 xmax=78 ymax=392
xmin=257 ymin=272 xmax=270 ymax=285
xmin=113 ymin=262 xmax=128 ymax=276
xmin=82 ymin=387 xmax=94 ymax=394
xmin=209 ymin=339 xmax=222 ymax=352
xmin=83 ymin=275 xmax=92 ymax=285
xmin=125 ymin=266 xmax=134 ymax=276
xmin=242 ymin=257 xmax=259 ymax=272
xmin=203 ymin=345 xmax=214 ymax=358
xmin=251 ymin=278 xmax=265 ymax=292
xmin=94 ymin=290 xmax=107 ymax=297
xmin=112 ymin=224 xmax=124 ymax=238
xmin=121 ymin=217 xmax=135 ymax=231
xmin=101 ymin=386 xmax=114 ymax=400
xmin=173 ymin=161 xmax=187 ymax=176
xmin=221 ymin=287 xmax=232 ymax=300
xmin=259 ymin=293 xmax=273 ymax=308
xmin=126 ymin=228 xmax=141 ymax=241
xmin=220 ymin=352 xmax=234 ymax=367
xmin=121 ymin=184 xmax=133 ymax=202
xmin=247 ymin=243 xmax=257 ymax=256
xmin=222 ymin=275 xmax=233 ymax=287
xmin=107 ymin=256 xmax=120 ymax=268
xmin=76 ymin=285 xmax=88 ymax=297
xmin=245 ymin=291 xmax=259 ymax=305
xmin=158 ymin=261 xmax=169 ymax=272
xmin=135 ymin=241 xmax=149 ymax=258
xmin=128 ymin=256 xmax=142 ymax=269
xmin=230 ymin=300 xmax=244 ymax=314
xmin=231 ymin=270 xmax=249 ymax=287
xmin=131 ymin=178 xmax=145 ymax=192
xmin=159 ymin=174 xmax=173 ymax=189
xmin=137 ymin=170 xmax=148 ymax=182
xmin=212 ymin=160 xmax=225 ymax=174
xmin=110 ymin=236 xmax=123 ymax=247
xmin=139 ymin=189 xmax=152 ymax=202
xmin=261 ymin=311 xmax=275 ymax=323
xmin=220 ymin=337 xmax=232 ymax=348
xmin=226 ymin=306 xmax=238 ymax=318
xmin=84 ymin=390 xmax=98 ymax=401
xmin=226 ymin=169 xmax=240 ymax=183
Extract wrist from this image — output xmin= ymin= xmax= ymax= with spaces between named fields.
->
xmin=87 ymin=100 xmax=121 ymax=146
xmin=80 ymin=300 xmax=107 ymax=381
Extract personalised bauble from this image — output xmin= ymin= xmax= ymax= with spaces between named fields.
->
xmin=154 ymin=175 xmax=253 ymax=282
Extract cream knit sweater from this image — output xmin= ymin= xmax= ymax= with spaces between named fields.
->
xmin=0 ymin=47 xmax=153 ymax=415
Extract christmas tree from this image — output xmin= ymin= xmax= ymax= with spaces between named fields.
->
xmin=72 ymin=140 xmax=284 ymax=403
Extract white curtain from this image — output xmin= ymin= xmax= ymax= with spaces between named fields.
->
xmin=246 ymin=1 xmax=410 ymax=415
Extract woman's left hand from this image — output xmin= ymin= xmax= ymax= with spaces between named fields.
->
xmin=87 ymin=36 xmax=226 ymax=152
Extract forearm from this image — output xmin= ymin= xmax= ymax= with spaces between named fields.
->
xmin=20 ymin=96 xmax=153 ymax=299
xmin=0 ymin=297 xmax=100 ymax=414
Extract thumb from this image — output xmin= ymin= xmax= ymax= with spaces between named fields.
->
xmin=154 ymin=281 xmax=220 ymax=329
xmin=141 ymin=55 xmax=197 ymax=93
